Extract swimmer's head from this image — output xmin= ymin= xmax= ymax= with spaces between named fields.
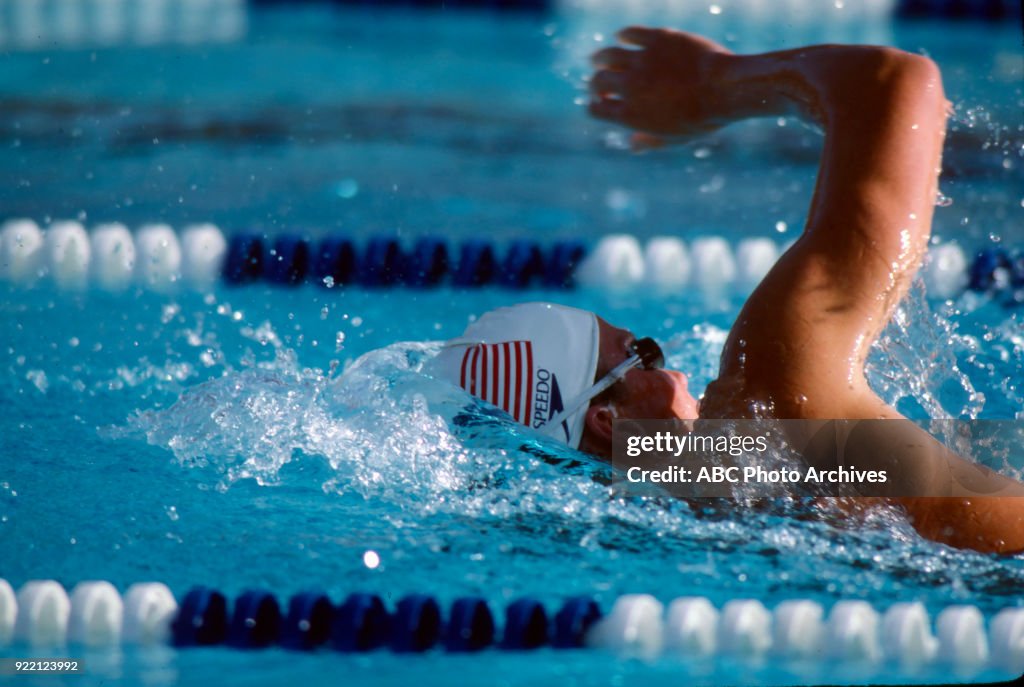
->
xmin=432 ymin=302 xmax=697 ymax=457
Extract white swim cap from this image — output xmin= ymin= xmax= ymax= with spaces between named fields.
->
xmin=432 ymin=302 xmax=600 ymax=448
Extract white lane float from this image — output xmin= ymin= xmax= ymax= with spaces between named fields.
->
xmin=90 ymin=222 xmax=136 ymax=291
xmin=68 ymin=581 xmax=123 ymax=647
xmin=45 ymin=221 xmax=91 ymax=290
xmin=0 ymin=219 xmax=45 ymax=284
xmin=123 ymin=582 xmax=178 ymax=645
xmin=180 ymin=223 xmax=227 ymax=289
xmin=665 ymin=596 xmax=718 ymax=656
xmin=14 ymin=580 xmax=71 ymax=647
xmin=135 ymin=223 xmax=182 ymax=290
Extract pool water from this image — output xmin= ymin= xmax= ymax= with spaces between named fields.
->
xmin=2 ymin=2 xmax=1023 ymax=686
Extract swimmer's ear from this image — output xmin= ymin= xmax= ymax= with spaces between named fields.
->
xmin=584 ymin=404 xmax=616 ymax=446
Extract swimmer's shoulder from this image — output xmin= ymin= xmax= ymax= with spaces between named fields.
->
xmin=699 ymin=370 xmax=900 ymax=421
xmin=714 ymin=240 xmax=895 ymax=406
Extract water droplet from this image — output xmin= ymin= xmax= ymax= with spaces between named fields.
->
xmin=334 ymin=178 xmax=359 ymax=199
xmin=935 ymin=190 xmax=953 ymax=207
xmin=775 ymin=221 xmax=788 ymax=233
xmin=699 ymin=174 xmax=725 ymax=194
xmin=363 ymin=550 xmax=380 ymax=569
xmin=602 ymin=130 xmax=629 ymax=150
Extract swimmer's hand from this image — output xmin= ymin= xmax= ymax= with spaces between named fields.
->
xmin=589 ymin=27 xmax=734 ymax=149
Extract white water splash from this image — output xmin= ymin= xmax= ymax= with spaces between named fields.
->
xmin=867 ymin=281 xmax=985 ymax=419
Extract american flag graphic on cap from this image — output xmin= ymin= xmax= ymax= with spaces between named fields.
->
xmin=459 ymin=340 xmax=534 ymax=426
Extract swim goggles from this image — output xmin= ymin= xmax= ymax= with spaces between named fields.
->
xmin=540 ymin=337 xmax=664 ymax=432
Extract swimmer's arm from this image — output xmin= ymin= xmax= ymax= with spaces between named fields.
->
xmin=895 ymin=497 xmax=1024 ymax=555
xmin=800 ymin=419 xmax=1024 ymax=499
xmin=591 ymin=32 xmax=948 ymax=393
xmin=807 ymin=420 xmax=1024 ymax=554
xmin=724 ymin=42 xmax=948 ymax=344
xmin=873 ymin=424 xmax=1024 ymax=554
xmin=819 ymin=496 xmax=1024 ymax=555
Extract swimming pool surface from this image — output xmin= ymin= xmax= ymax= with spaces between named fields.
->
xmin=2 ymin=2 xmax=1023 ymax=685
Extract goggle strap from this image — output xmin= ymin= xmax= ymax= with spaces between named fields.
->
xmin=538 ymin=354 xmax=642 ymax=433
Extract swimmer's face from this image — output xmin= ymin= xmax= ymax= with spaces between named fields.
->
xmin=596 ymin=317 xmax=699 ymax=419
xmin=580 ymin=317 xmax=698 ymax=457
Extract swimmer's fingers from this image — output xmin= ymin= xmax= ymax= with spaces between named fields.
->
xmin=617 ymin=26 xmax=663 ymax=47
xmin=591 ymin=46 xmax=641 ymax=70
xmin=587 ymin=97 xmax=625 ymax=122
xmin=589 ymin=69 xmax=630 ymax=98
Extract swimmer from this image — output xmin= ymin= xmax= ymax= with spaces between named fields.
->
xmin=433 ymin=29 xmax=1024 ymax=554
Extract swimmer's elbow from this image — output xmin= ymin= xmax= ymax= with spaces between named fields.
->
xmin=877 ymin=50 xmax=948 ymax=116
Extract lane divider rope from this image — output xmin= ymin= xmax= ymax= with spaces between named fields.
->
xmin=0 ymin=578 xmax=1021 ymax=675
xmin=1 ymin=219 xmax=1020 ymax=300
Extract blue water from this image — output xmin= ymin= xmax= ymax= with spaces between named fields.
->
xmin=2 ymin=3 xmax=1024 ymax=686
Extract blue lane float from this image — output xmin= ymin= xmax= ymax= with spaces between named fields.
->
xmin=499 ymin=240 xmax=546 ymax=289
xmin=968 ymin=248 xmax=1010 ymax=291
xmin=252 ymin=0 xmax=551 ymax=11
xmin=223 ymin=234 xmax=264 ymax=285
xmin=371 ymin=0 xmax=549 ymax=12
xmin=553 ymin=596 xmax=602 ymax=649
xmin=313 ymin=237 xmax=357 ymax=288
xmin=544 ymin=240 xmax=586 ymax=289
xmin=452 ymin=240 xmax=498 ymax=287
xmin=281 ymin=591 xmax=333 ymax=650
xmin=266 ymin=237 xmax=310 ymax=286
xmin=445 ymin=597 xmax=495 ymax=653
xmin=358 ymin=237 xmax=405 ymax=288
xmin=332 ymin=593 xmax=390 ymax=652
xmin=1012 ymin=253 xmax=1024 ymax=281
xmin=405 ymin=237 xmax=449 ymax=288
xmin=896 ymin=0 xmax=1020 ymax=20
xmin=390 ymin=595 xmax=442 ymax=653
xmin=171 ymin=587 xmax=229 ymax=647
xmin=228 ymin=590 xmax=281 ymax=649
xmin=501 ymin=598 xmax=548 ymax=650
xmin=2 ymin=219 xmax=1019 ymax=302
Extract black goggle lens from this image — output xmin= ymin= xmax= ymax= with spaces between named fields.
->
xmin=631 ymin=337 xmax=664 ymax=371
